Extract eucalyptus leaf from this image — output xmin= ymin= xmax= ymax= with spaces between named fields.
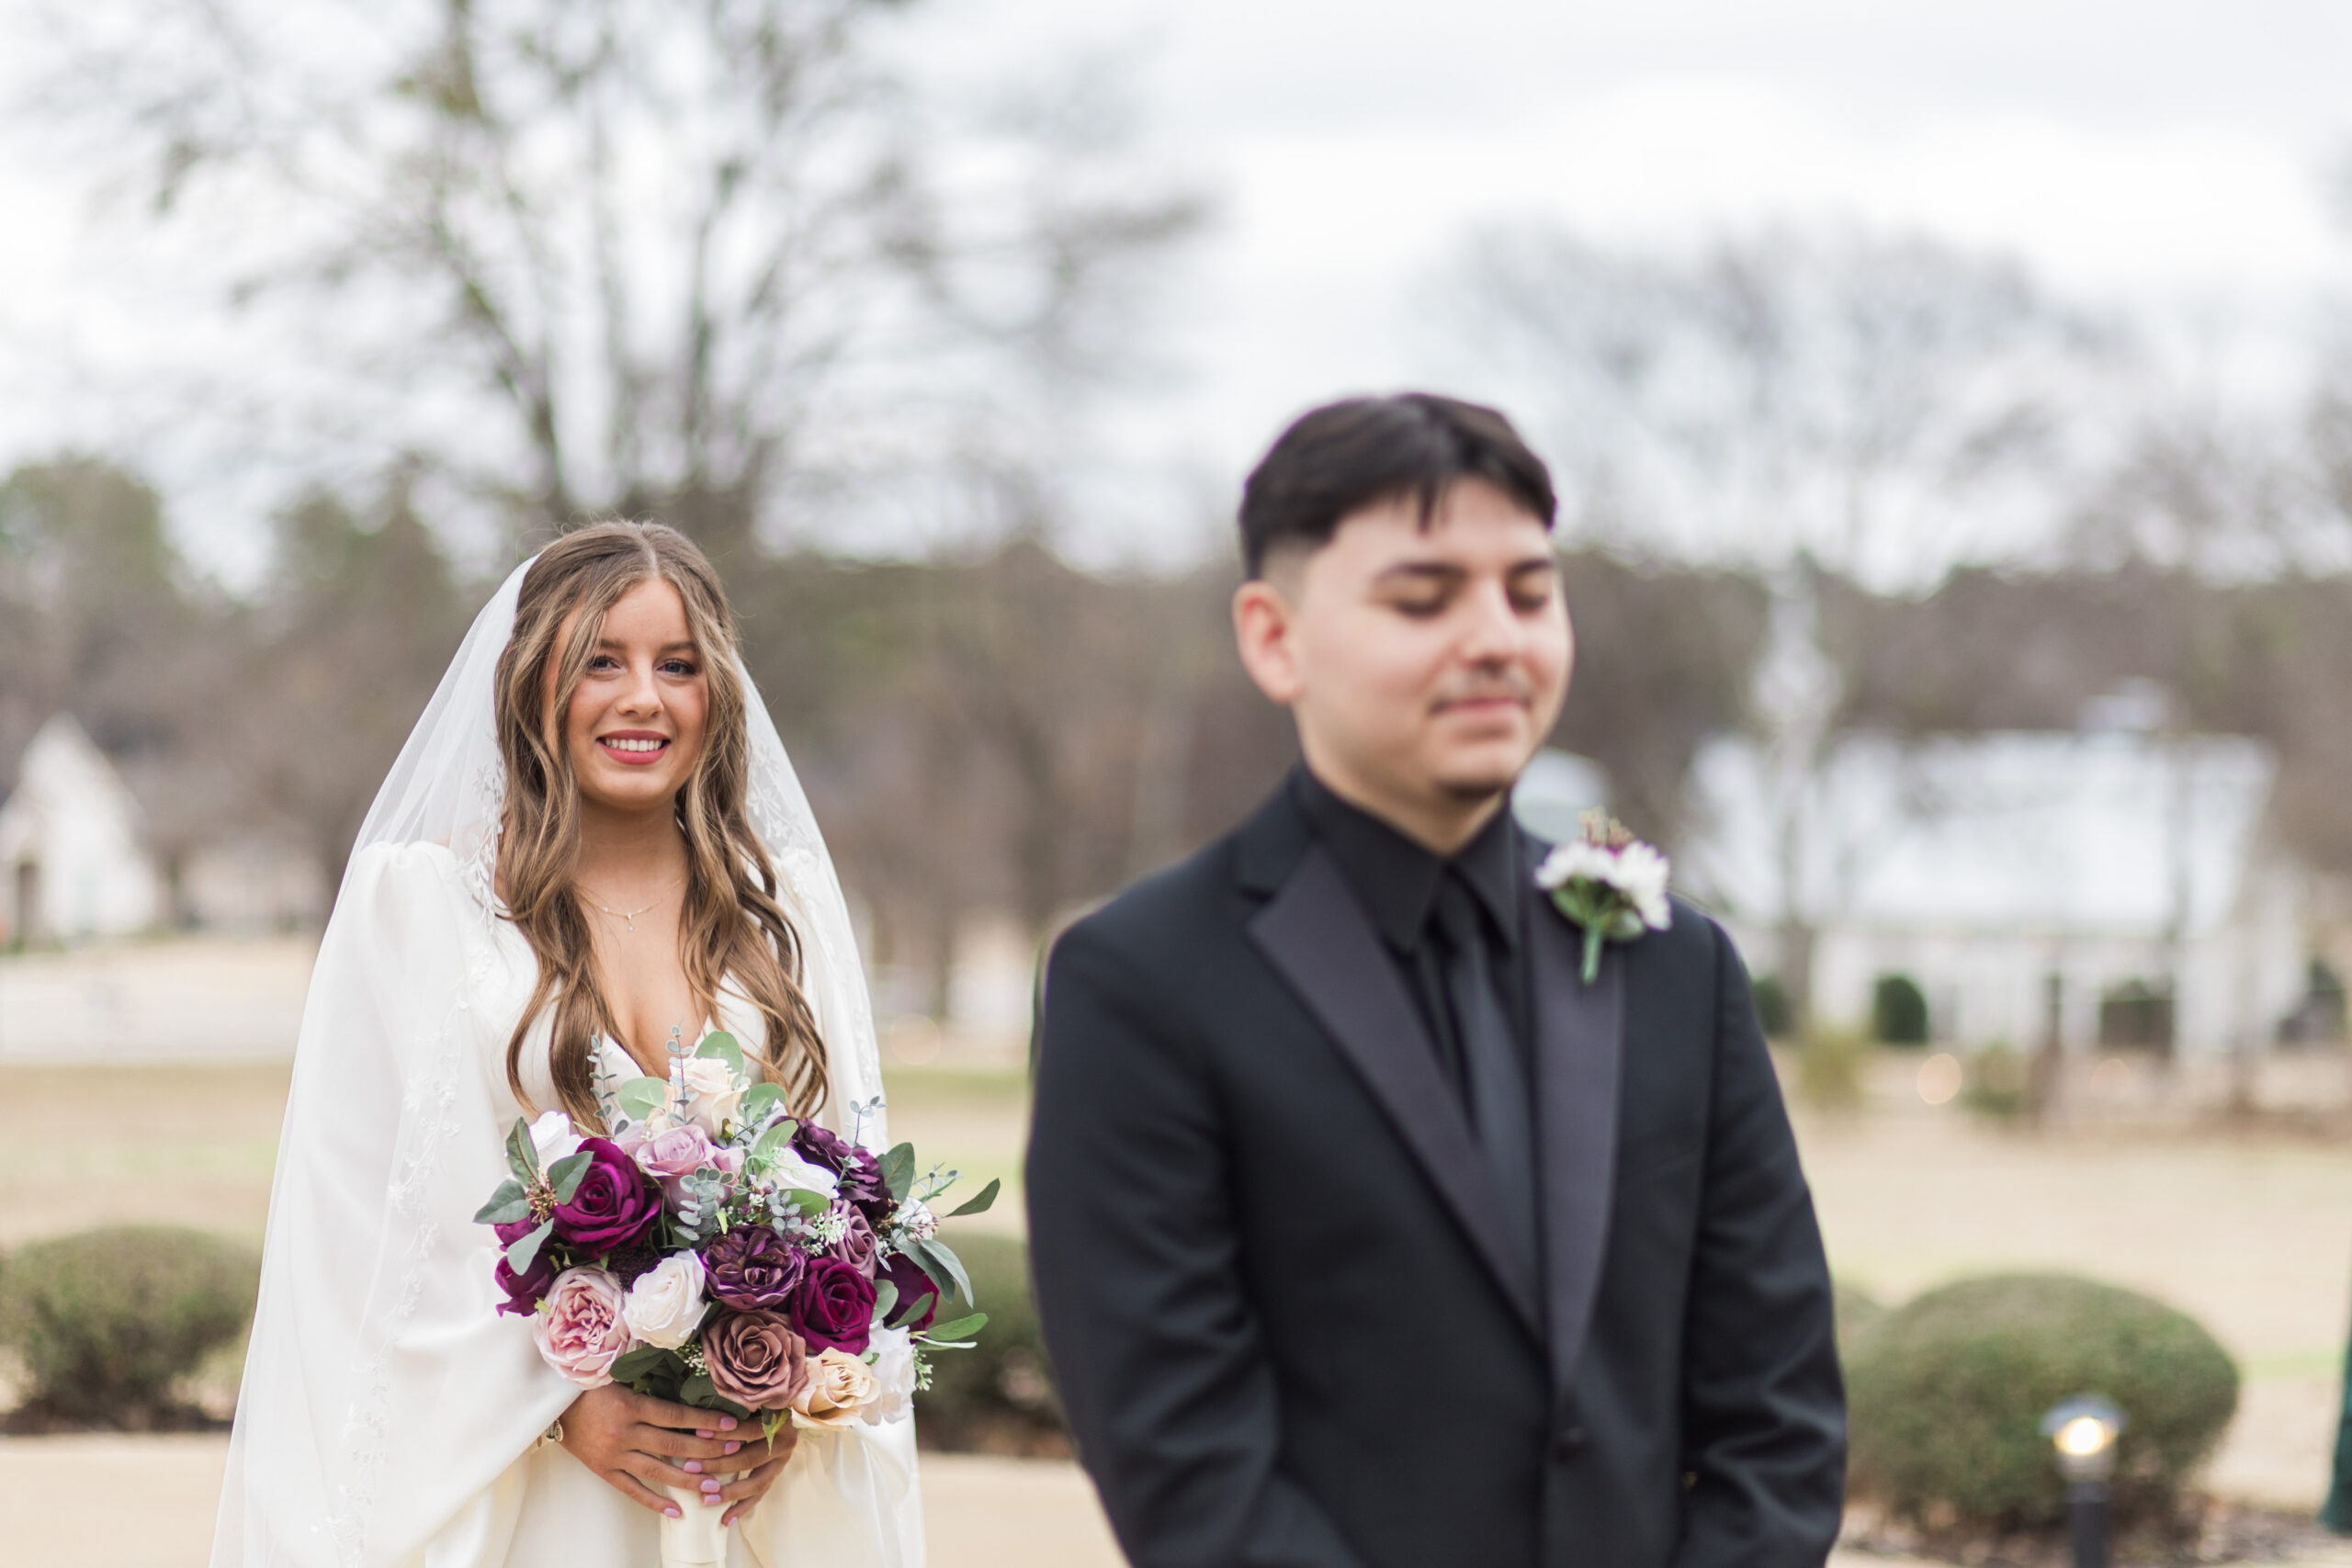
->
xmin=616 ymin=1077 xmax=671 ymax=1122
xmin=740 ymin=1082 xmax=786 ymax=1128
xmin=695 ymin=1032 xmax=746 ymax=1079
xmin=890 ymin=1290 xmax=938 ymax=1330
xmin=546 ymin=1149 xmax=594 ymax=1204
xmin=504 ymin=1118 xmax=541 ymax=1182
xmin=473 ymin=1179 xmax=530 ymax=1225
xmin=872 ymin=1280 xmax=899 ymax=1323
xmin=749 ymin=1121 xmax=799 ymax=1169
xmin=922 ymin=1311 xmax=989 ymax=1344
xmin=881 ymin=1143 xmax=917 ymax=1201
xmin=907 ymin=1237 xmax=972 ymax=1304
xmin=945 ymin=1178 xmax=1001 ymax=1218
xmin=785 ymin=1188 xmax=829 ymax=1218
xmin=504 ymin=1220 xmax=554 ymax=1276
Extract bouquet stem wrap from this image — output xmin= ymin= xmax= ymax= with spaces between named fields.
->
xmin=660 ymin=1480 xmax=739 ymax=1566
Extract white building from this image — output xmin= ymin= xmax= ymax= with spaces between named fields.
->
xmin=1684 ymin=728 xmax=2308 ymax=1059
xmin=0 ymin=715 xmax=164 ymax=944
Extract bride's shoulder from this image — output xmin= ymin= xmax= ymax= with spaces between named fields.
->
xmin=334 ymin=841 xmax=484 ymax=927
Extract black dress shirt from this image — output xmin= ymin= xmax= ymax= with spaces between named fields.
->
xmin=1292 ymin=767 xmax=1532 ymax=1103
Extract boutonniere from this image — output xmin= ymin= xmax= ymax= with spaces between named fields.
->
xmin=1535 ymin=812 xmax=1671 ymax=984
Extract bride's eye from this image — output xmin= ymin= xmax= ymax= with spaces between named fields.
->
xmin=661 ymin=658 xmax=699 ymax=676
xmin=586 ymin=654 xmax=621 ymax=672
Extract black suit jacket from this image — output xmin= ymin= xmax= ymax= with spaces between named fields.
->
xmin=1025 ymin=782 xmax=1845 ymax=1568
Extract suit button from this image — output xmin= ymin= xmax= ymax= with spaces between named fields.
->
xmin=1554 ymin=1427 xmax=1588 ymax=1460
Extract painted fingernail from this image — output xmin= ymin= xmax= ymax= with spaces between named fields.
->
xmin=695 ymin=1429 xmax=714 ymax=1439
xmin=724 ymin=1440 xmax=741 ymax=1455
xmin=718 ymin=1415 xmax=738 ymax=1430
xmin=705 ymin=1493 xmax=725 ymax=1506
xmin=702 ymin=1478 xmax=721 ymax=1493
xmin=684 ymin=1461 xmax=704 ymax=1473
xmin=665 ymin=1506 xmax=682 ymax=1518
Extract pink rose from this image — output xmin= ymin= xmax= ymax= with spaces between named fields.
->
xmin=632 ymin=1122 xmax=718 ymax=1201
xmin=530 ymin=1266 xmax=632 ymax=1388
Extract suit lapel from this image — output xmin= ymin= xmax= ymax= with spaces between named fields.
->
xmin=1249 ymin=846 xmax=1544 ymax=1336
xmin=1527 ymin=892 xmax=1627 ymax=1395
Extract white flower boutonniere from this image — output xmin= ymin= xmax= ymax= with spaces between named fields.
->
xmin=1534 ymin=811 xmax=1672 ymax=984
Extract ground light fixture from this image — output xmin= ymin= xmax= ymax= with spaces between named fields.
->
xmin=2041 ymin=1395 xmax=2126 ymax=1568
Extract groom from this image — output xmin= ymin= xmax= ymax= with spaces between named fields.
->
xmin=1025 ymin=393 xmax=1845 ymax=1568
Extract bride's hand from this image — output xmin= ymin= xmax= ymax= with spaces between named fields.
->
xmin=716 ymin=1424 xmax=799 ymax=1528
xmin=559 ymin=1385 xmax=752 ymax=1516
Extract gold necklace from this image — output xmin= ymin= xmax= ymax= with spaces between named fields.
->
xmin=579 ymin=878 xmax=680 ymax=934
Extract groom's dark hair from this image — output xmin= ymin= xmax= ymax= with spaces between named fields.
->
xmin=1238 ymin=392 xmax=1556 ymax=577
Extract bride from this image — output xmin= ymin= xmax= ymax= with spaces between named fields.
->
xmin=210 ymin=522 xmax=922 ymax=1565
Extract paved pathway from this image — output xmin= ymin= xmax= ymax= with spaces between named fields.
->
xmin=9 ymin=1435 xmax=2352 ymax=1567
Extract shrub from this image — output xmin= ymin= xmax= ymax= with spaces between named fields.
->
xmin=1962 ymin=1043 xmax=2028 ymax=1120
xmin=915 ymin=1231 xmax=1065 ymax=1452
xmin=1835 ymin=1280 xmax=1888 ymax=1361
xmin=0 ymin=1226 xmax=259 ymax=1427
xmin=1847 ymin=1273 xmax=2239 ymax=1534
xmin=1796 ymin=1027 xmax=1868 ymax=1111
xmin=1871 ymin=974 xmax=1931 ymax=1046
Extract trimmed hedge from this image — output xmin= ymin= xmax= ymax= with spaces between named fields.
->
xmin=0 ymin=1225 xmax=259 ymax=1425
xmin=915 ymin=1231 xmax=1063 ymax=1450
xmin=1847 ymin=1273 xmax=2238 ymax=1532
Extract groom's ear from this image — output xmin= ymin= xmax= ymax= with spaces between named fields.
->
xmin=1233 ymin=561 xmax=1307 ymax=708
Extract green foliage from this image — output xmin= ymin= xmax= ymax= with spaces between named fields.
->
xmin=1847 ymin=1273 xmax=2239 ymax=1533
xmin=1835 ymin=1279 xmax=1888 ymax=1361
xmin=1751 ymin=973 xmax=1792 ymax=1039
xmin=1796 ymin=1027 xmax=1869 ymax=1111
xmin=1871 ymin=974 xmax=1931 ymax=1045
xmin=0 ymin=1226 xmax=260 ymax=1424
xmin=1962 ymin=1043 xmax=2029 ymax=1120
xmin=915 ymin=1232 xmax=1062 ymax=1448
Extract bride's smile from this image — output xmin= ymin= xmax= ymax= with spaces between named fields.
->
xmin=554 ymin=576 xmax=709 ymax=819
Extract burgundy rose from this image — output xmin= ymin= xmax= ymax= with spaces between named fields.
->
xmin=792 ymin=1122 xmax=889 ymax=1208
xmin=702 ymin=1308 xmax=809 ymax=1411
xmin=703 ymin=1224 xmax=806 ymax=1311
xmin=878 ymin=1252 xmax=939 ymax=1331
xmin=492 ymin=1220 xmax=560 ymax=1317
xmin=549 ymin=1137 xmax=662 ymax=1252
xmin=794 ymin=1256 xmax=878 ymax=1355
xmin=792 ymin=1121 xmax=854 ymax=1172
xmin=828 ymin=1203 xmax=880 ymax=1279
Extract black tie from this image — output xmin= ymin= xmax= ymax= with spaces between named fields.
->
xmin=1432 ymin=875 xmax=1539 ymax=1266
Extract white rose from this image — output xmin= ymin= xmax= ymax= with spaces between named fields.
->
xmin=529 ymin=1110 xmax=584 ymax=1168
xmin=863 ymin=1327 xmax=917 ymax=1425
xmin=792 ymin=1348 xmax=879 ymax=1427
xmin=763 ymin=1147 xmax=841 ymax=1201
xmin=621 ymin=1251 xmax=709 ymax=1350
xmin=680 ymin=1058 xmax=737 ymax=1100
xmin=896 ymin=1199 xmax=938 ymax=1242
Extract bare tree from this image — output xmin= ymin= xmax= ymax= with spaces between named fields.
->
xmin=31 ymin=0 xmax=1203 ymax=566
xmin=1440 ymin=222 xmax=2117 ymax=1031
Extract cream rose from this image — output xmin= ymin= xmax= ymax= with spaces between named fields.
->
xmin=791 ymin=1348 xmax=880 ymax=1427
xmin=621 ymin=1251 xmax=709 ymax=1349
xmin=863 ymin=1328 xmax=917 ymax=1425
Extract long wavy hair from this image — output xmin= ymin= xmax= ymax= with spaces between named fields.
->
xmin=492 ymin=521 xmax=827 ymax=1130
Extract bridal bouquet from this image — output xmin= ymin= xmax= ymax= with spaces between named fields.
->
xmin=476 ymin=1028 xmax=990 ymax=1545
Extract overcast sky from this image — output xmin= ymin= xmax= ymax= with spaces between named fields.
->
xmin=6 ymin=0 xmax=2351 ymax=576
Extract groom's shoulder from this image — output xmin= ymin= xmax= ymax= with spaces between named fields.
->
xmin=1062 ymin=825 xmax=1253 ymax=964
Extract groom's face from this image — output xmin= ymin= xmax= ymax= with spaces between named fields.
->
xmin=1237 ymin=478 xmax=1571 ymax=840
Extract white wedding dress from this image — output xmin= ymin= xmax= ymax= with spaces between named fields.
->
xmin=209 ymin=562 xmax=923 ymax=1568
